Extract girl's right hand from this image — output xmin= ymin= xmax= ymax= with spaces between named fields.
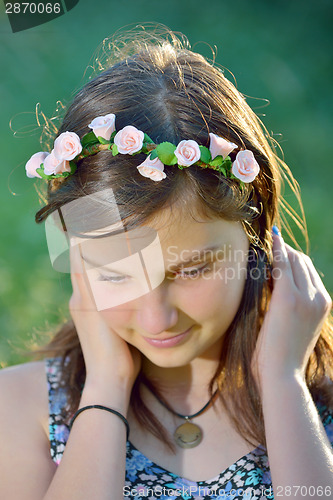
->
xmin=69 ymin=241 xmax=142 ymax=392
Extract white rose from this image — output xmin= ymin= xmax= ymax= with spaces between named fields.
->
xmin=43 ymin=150 xmax=71 ymax=176
xmin=232 ymin=150 xmax=260 ymax=183
xmin=209 ymin=133 xmax=237 ymax=159
xmin=88 ymin=113 xmax=116 ymax=141
xmin=114 ymin=125 xmax=144 ymax=154
xmin=137 ymin=156 xmax=166 ymax=182
xmin=25 ymin=151 xmax=48 ymax=178
xmin=174 ymin=140 xmax=200 ymax=167
xmin=53 ymin=131 xmax=82 ymax=161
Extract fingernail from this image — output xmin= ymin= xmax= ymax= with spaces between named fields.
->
xmin=272 ymin=225 xmax=281 ymax=236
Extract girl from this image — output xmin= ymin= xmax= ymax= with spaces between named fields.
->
xmin=0 ymin=30 xmax=332 ymax=500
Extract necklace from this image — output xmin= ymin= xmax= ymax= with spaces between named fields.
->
xmin=144 ymin=385 xmax=220 ymax=449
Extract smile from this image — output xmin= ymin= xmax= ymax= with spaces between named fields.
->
xmin=142 ymin=327 xmax=192 ymax=348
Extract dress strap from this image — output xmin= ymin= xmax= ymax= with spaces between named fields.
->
xmin=45 ymin=357 xmax=71 ymax=465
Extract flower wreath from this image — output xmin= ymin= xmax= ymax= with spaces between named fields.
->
xmin=25 ymin=113 xmax=260 ymax=186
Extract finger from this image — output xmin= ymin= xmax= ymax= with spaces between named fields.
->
xmin=285 ymin=243 xmax=331 ymax=300
xmin=271 ymin=232 xmax=294 ymax=284
xmin=298 ymin=252 xmax=332 ymax=305
xmin=69 ymin=243 xmax=83 ymax=295
xmin=284 ymin=243 xmax=314 ymax=293
xmin=69 ymin=242 xmax=97 ymax=311
xmin=70 ymin=274 xmax=97 ymax=312
xmin=69 ymin=237 xmax=85 ymax=274
xmin=284 ymin=244 xmax=332 ymax=320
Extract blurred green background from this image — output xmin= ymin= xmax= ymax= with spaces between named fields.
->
xmin=0 ymin=0 xmax=332 ymax=367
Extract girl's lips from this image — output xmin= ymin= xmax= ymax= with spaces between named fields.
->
xmin=142 ymin=328 xmax=192 ymax=348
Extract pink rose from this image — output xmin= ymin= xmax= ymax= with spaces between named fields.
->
xmin=209 ymin=133 xmax=238 ymax=159
xmin=88 ymin=113 xmax=116 ymax=141
xmin=174 ymin=140 xmax=200 ymax=167
xmin=137 ymin=156 xmax=166 ymax=182
xmin=25 ymin=151 xmax=48 ymax=178
xmin=43 ymin=150 xmax=71 ymax=176
xmin=53 ymin=131 xmax=82 ymax=161
xmin=232 ymin=150 xmax=260 ymax=183
xmin=114 ymin=125 xmax=144 ymax=154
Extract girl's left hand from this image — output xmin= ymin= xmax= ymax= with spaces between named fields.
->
xmin=251 ymin=230 xmax=332 ymax=388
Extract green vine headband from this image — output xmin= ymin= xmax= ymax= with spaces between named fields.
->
xmin=25 ymin=113 xmax=260 ymax=186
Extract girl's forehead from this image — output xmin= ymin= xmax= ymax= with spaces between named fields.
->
xmin=144 ymin=206 xmax=248 ymax=245
xmin=47 ymin=191 xmax=250 ymax=273
xmin=74 ymin=213 xmax=248 ymax=267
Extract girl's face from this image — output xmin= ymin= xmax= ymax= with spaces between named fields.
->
xmin=80 ymin=208 xmax=250 ymax=368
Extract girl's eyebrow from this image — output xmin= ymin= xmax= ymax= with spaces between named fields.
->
xmin=80 ymin=253 xmax=102 ymax=267
xmin=79 ymin=244 xmax=223 ymax=271
xmin=168 ymin=245 xmax=222 ymax=270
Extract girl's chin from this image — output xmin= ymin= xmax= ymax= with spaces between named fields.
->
xmin=139 ymin=347 xmax=200 ymax=369
xmin=143 ymin=357 xmax=194 ymax=369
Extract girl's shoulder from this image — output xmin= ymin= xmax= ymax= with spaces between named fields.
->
xmin=0 ymin=358 xmax=48 ymax=387
xmin=0 ymin=358 xmax=48 ymax=388
xmin=0 ymin=359 xmax=50 ymax=437
xmin=0 ymin=361 xmax=58 ymax=497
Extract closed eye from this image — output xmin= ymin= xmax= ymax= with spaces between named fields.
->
xmin=172 ymin=263 xmax=211 ymax=280
xmin=97 ymin=273 xmax=129 ymax=284
xmin=97 ymin=263 xmax=211 ymax=284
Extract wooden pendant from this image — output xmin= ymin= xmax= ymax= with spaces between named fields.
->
xmin=174 ymin=419 xmax=202 ymax=449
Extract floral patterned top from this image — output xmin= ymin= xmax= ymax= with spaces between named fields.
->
xmin=45 ymin=357 xmax=333 ymax=500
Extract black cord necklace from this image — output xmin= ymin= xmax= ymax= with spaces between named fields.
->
xmin=144 ymin=385 xmax=220 ymax=449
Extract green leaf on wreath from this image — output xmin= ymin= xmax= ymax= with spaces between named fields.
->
xmin=223 ymin=157 xmax=232 ymax=170
xmin=209 ymin=155 xmax=224 ymax=167
xmin=54 ymin=172 xmax=70 ymax=178
xmin=199 ymin=146 xmax=211 ymax=164
xmin=219 ymin=167 xmax=227 ymax=177
xmin=112 ymin=144 xmax=119 ymax=156
xmin=155 ymin=142 xmax=177 ymax=165
xmin=69 ymin=161 xmax=77 ymax=175
xmin=36 ymin=167 xmax=53 ymax=180
xmin=144 ymin=133 xmax=154 ymax=144
xmin=81 ymin=131 xmax=98 ymax=147
xmin=149 ymin=149 xmax=158 ymax=160
xmin=97 ymin=136 xmax=111 ymax=145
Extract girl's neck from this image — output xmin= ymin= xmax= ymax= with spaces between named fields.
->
xmin=141 ymin=354 xmax=222 ymax=399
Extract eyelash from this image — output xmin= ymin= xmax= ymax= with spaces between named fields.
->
xmin=172 ymin=263 xmax=210 ymax=280
xmin=97 ymin=273 xmax=129 ymax=284
xmin=97 ymin=263 xmax=211 ymax=284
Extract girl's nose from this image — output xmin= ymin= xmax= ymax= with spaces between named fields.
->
xmin=135 ymin=283 xmax=178 ymax=335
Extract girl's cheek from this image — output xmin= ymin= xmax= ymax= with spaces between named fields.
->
xmin=99 ymin=260 xmax=247 ymax=327
xmin=181 ymin=261 xmax=246 ymax=298
xmin=100 ymin=303 xmax=135 ymax=328
xmin=182 ymin=263 xmax=247 ymax=317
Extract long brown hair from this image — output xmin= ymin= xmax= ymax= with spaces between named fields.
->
xmin=29 ymin=27 xmax=333 ymax=450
